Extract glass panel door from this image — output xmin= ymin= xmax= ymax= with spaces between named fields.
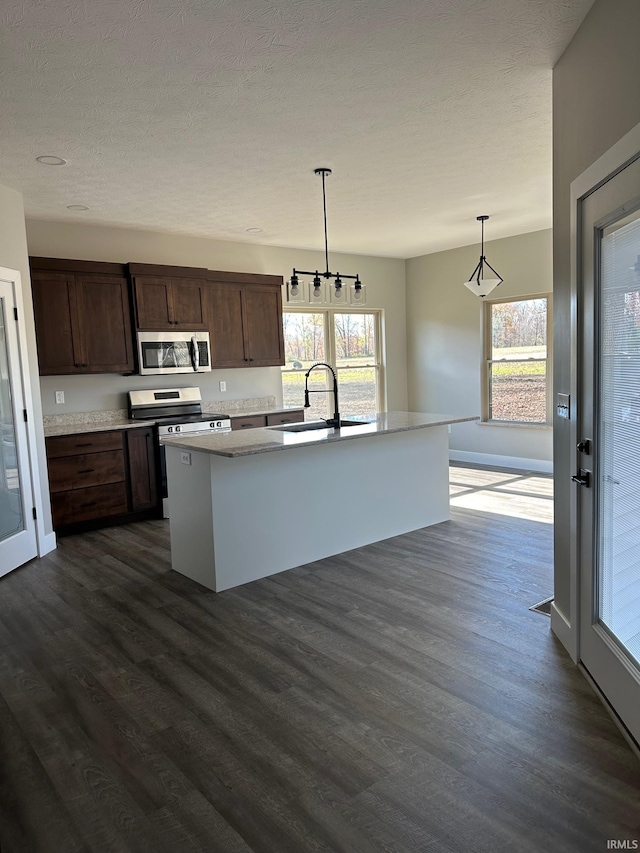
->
xmin=0 ymin=297 xmax=24 ymax=541
xmin=578 ymin=152 xmax=640 ymax=747
xmin=0 ymin=276 xmax=37 ymax=576
xmin=598 ymin=213 xmax=640 ymax=665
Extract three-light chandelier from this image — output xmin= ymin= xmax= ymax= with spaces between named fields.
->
xmin=289 ymin=168 xmax=362 ymax=300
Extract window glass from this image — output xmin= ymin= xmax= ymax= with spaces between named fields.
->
xmin=282 ymin=310 xmax=382 ymax=420
xmin=487 ymin=297 xmax=549 ymax=424
xmin=333 ymin=314 xmax=379 ymax=417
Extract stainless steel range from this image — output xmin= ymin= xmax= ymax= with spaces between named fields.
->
xmin=128 ymin=387 xmax=231 ymax=517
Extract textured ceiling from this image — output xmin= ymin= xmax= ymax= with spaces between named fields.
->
xmin=0 ymin=0 xmax=593 ymax=259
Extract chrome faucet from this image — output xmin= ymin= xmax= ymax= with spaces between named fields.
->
xmin=304 ymin=362 xmax=341 ymax=428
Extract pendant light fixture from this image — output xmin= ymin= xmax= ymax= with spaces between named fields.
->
xmin=289 ymin=168 xmax=362 ymax=300
xmin=463 ymin=215 xmax=503 ymax=297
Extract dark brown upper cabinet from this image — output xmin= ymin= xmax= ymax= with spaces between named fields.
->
xmin=30 ymin=259 xmax=134 ymax=375
xmin=129 ymin=264 xmax=208 ymax=330
xmin=207 ymin=271 xmax=285 ymax=368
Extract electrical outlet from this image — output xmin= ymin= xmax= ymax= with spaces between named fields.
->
xmin=180 ymin=451 xmax=191 ymax=466
xmin=219 ymin=380 xmax=227 ymax=392
xmin=55 ymin=391 xmax=65 ymax=405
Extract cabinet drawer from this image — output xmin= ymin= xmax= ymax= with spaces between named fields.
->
xmin=231 ymin=415 xmax=267 ymax=430
xmin=47 ymin=431 xmax=124 ymax=458
xmin=51 ymin=482 xmax=128 ymax=526
xmin=266 ymin=410 xmax=304 ymax=426
xmin=48 ymin=450 xmax=126 ymax=493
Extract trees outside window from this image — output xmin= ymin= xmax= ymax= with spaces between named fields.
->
xmin=484 ymin=296 xmax=552 ymax=424
xmin=282 ymin=311 xmax=383 ymax=419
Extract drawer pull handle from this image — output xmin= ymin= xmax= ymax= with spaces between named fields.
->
xmin=78 ymin=468 xmax=95 ymax=474
xmin=76 ymin=443 xmax=93 ymax=447
xmin=79 ymin=502 xmax=96 ymax=508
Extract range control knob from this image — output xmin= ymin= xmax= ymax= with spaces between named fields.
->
xmin=175 ymin=425 xmax=181 ymax=433
xmin=168 ymin=426 xmax=173 ymax=433
xmin=210 ymin=422 xmax=215 ymax=429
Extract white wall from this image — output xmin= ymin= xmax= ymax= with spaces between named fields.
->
xmin=0 ymin=184 xmax=53 ymax=540
xmin=406 ymin=228 xmax=553 ymax=468
xmin=26 ymin=220 xmax=408 ymax=416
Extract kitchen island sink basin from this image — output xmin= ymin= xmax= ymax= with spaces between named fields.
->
xmin=270 ymin=420 xmax=370 ymax=433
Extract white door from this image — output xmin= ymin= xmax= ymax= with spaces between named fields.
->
xmin=0 ymin=276 xmax=37 ymax=574
xmin=577 ymin=151 xmax=640 ymax=744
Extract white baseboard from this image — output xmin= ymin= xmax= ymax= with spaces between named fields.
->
xmin=38 ymin=530 xmax=57 ymax=557
xmin=449 ymin=449 xmax=553 ymax=474
xmin=551 ymin=602 xmax=578 ymax=662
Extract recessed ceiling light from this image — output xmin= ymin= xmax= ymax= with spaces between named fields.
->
xmin=67 ymin=204 xmax=89 ymax=211
xmin=36 ymin=155 xmax=67 ymax=166
xmin=246 ymin=227 xmax=263 ymax=233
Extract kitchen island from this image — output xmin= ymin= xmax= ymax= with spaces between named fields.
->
xmin=163 ymin=412 xmax=477 ymax=592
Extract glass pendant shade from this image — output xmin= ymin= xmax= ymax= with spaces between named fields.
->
xmin=463 ymin=215 xmax=503 ymax=298
xmin=463 ymin=277 xmax=501 ymax=297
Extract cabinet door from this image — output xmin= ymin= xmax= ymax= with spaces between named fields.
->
xmin=230 ymin=415 xmax=267 ymax=430
xmin=134 ymin=277 xmax=174 ymax=329
xmin=208 ymin=284 xmax=247 ymax=367
xmin=76 ymin=275 xmax=134 ymax=373
xmin=51 ymin=483 xmax=129 ymax=527
xmin=241 ymin=286 xmax=285 ymax=366
xmin=170 ymin=279 xmax=208 ymax=329
xmin=127 ymin=427 xmax=159 ymax=511
xmin=31 ymin=272 xmax=83 ymax=374
xmin=266 ymin=410 xmax=304 ymax=426
xmin=48 ymin=449 xmax=126 ymax=493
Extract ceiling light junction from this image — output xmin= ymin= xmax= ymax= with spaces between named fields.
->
xmin=463 ymin=215 xmax=503 ymax=298
xmin=289 ymin=168 xmax=362 ymax=300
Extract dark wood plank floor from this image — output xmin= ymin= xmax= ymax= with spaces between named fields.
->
xmin=1 ymin=466 xmax=639 ymax=852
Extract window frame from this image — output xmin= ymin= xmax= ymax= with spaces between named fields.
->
xmin=281 ymin=308 xmax=385 ymax=418
xmin=482 ymin=293 xmax=553 ymax=426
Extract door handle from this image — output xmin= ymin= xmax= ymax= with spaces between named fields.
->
xmin=571 ymin=469 xmax=591 ymax=487
xmin=577 ymin=438 xmax=591 ymax=454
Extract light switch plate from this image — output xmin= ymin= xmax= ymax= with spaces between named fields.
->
xmin=55 ymin=390 xmax=65 ymax=404
xmin=219 ymin=381 xmax=227 ymax=392
xmin=180 ymin=452 xmax=191 ymax=466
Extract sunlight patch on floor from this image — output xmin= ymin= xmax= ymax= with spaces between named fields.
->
xmin=449 ymin=465 xmax=554 ymax=524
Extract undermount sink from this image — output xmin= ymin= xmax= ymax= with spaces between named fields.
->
xmin=270 ymin=419 xmax=371 ymax=433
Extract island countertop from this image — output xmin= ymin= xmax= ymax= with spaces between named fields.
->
xmin=161 ymin=411 xmax=478 ymax=458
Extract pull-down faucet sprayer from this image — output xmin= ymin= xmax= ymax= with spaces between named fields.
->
xmin=304 ymin=362 xmax=341 ymax=428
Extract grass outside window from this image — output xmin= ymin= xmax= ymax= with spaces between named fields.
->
xmin=484 ymin=296 xmax=552 ymax=425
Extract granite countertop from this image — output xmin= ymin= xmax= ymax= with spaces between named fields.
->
xmin=42 ymin=403 xmax=304 ymax=438
xmin=162 ymin=412 xmax=479 ymax=458
xmin=44 ymin=415 xmax=156 ymax=438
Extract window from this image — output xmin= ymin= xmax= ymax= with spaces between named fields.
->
xmin=282 ymin=310 xmax=383 ymax=419
xmin=484 ymin=295 xmax=551 ymax=424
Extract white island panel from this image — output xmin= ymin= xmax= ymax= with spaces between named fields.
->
xmin=166 ymin=424 xmax=450 ymax=592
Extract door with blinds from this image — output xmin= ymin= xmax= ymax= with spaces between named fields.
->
xmin=578 ymin=152 xmax=640 ymax=745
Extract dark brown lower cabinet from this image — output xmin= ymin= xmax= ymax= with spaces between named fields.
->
xmin=230 ymin=410 xmax=304 ymax=430
xmin=47 ymin=427 xmax=161 ymax=534
xmin=127 ymin=427 xmax=158 ymax=511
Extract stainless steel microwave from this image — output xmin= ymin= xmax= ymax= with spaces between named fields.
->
xmin=136 ymin=331 xmax=211 ymax=376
